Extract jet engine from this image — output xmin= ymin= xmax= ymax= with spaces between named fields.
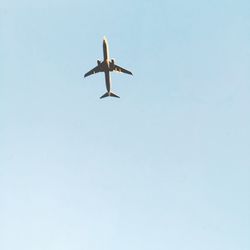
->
xmin=110 ymin=59 xmax=115 ymax=69
xmin=97 ymin=60 xmax=101 ymax=66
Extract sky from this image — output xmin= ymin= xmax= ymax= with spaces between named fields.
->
xmin=0 ymin=0 xmax=250 ymax=250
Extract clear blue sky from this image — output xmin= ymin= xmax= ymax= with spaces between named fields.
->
xmin=1 ymin=1 xmax=249 ymax=250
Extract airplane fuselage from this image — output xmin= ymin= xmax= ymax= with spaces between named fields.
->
xmin=103 ymin=38 xmax=110 ymax=61
xmin=101 ymin=38 xmax=114 ymax=93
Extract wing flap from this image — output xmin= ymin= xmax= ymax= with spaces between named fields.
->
xmin=84 ymin=65 xmax=102 ymax=77
xmin=113 ymin=64 xmax=133 ymax=75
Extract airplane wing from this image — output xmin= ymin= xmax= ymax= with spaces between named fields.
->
xmin=113 ymin=64 xmax=133 ymax=75
xmin=84 ymin=65 xmax=102 ymax=77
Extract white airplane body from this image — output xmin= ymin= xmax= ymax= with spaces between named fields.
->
xmin=84 ymin=37 xmax=133 ymax=98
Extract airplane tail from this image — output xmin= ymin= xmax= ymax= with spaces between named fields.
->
xmin=100 ymin=92 xmax=120 ymax=99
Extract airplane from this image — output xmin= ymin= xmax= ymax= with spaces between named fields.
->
xmin=84 ymin=37 xmax=133 ymax=98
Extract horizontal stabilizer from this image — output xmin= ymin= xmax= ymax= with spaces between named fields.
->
xmin=100 ymin=92 xmax=120 ymax=99
xmin=100 ymin=92 xmax=109 ymax=99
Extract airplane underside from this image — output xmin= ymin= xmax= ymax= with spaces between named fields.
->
xmin=84 ymin=37 xmax=133 ymax=98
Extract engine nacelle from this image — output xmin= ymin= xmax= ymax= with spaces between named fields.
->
xmin=110 ymin=59 xmax=115 ymax=69
xmin=97 ymin=60 xmax=101 ymax=66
